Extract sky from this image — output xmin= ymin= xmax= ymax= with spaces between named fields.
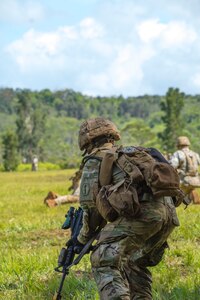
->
xmin=1 ymin=0 xmax=200 ymax=97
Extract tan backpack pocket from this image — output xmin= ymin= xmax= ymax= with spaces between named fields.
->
xmin=96 ymin=185 xmax=119 ymax=222
xmin=117 ymin=154 xmax=144 ymax=183
xmin=144 ymin=162 xmax=183 ymax=199
xmin=108 ymin=184 xmax=141 ymax=218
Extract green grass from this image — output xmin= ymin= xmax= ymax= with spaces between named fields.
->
xmin=0 ymin=170 xmax=200 ymax=299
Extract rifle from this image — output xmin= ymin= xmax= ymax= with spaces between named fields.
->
xmin=53 ymin=206 xmax=105 ymax=300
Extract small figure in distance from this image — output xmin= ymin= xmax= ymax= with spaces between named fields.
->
xmin=31 ymin=155 xmax=38 ymax=171
xmin=170 ymin=136 xmax=200 ymax=205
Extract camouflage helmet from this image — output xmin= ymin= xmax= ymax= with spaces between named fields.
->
xmin=177 ymin=136 xmax=190 ymax=147
xmin=78 ymin=117 xmax=121 ymax=151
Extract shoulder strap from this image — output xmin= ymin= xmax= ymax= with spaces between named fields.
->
xmin=99 ymin=147 xmax=118 ymax=186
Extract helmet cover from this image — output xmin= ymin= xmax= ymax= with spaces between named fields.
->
xmin=78 ymin=117 xmax=121 ymax=150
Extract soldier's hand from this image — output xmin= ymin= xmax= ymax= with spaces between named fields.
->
xmin=67 ymin=237 xmax=85 ymax=254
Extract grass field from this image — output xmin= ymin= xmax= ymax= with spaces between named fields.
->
xmin=0 ymin=170 xmax=200 ymax=300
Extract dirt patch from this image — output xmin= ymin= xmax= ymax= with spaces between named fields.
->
xmin=32 ymin=229 xmax=69 ymax=239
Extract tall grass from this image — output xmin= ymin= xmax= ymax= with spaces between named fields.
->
xmin=0 ymin=170 xmax=200 ymax=299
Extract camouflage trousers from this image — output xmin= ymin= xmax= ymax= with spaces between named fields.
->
xmin=91 ymin=197 xmax=179 ymax=300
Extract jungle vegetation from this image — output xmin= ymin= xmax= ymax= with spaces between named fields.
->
xmin=0 ymin=87 xmax=199 ymax=170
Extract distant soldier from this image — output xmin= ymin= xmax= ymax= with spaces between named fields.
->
xmin=32 ymin=155 xmax=38 ymax=171
xmin=170 ymin=136 xmax=200 ymax=204
xmin=44 ymin=169 xmax=82 ymax=207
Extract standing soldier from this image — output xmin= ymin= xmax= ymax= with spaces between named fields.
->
xmin=170 ymin=136 xmax=200 ymax=204
xmin=31 ymin=155 xmax=38 ymax=171
xmin=72 ymin=117 xmax=181 ymax=300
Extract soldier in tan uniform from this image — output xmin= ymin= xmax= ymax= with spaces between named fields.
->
xmin=74 ymin=117 xmax=180 ymax=300
xmin=170 ymin=136 xmax=200 ymax=204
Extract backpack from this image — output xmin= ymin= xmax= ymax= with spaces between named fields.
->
xmin=96 ymin=146 xmax=184 ymax=221
xmin=115 ymin=146 xmax=183 ymax=199
xmin=182 ymin=150 xmax=200 ymax=188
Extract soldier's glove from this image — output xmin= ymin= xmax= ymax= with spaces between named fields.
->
xmin=74 ymin=239 xmax=85 ymax=254
xmin=67 ymin=238 xmax=85 ymax=254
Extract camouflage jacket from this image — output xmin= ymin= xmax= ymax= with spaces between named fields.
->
xmin=77 ymin=143 xmax=125 ymax=244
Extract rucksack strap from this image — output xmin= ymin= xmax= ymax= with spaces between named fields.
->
xmin=99 ymin=147 xmax=118 ymax=186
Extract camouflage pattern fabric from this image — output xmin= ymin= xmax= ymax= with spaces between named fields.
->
xmin=170 ymin=147 xmax=200 ymax=182
xmin=91 ymin=197 xmax=179 ymax=300
xmin=78 ymin=143 xmax=180 ymax=299
xmin=170 ymin=146 xmax=200 ymax=204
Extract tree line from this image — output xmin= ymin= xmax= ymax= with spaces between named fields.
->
xmin=0 ymin=87 xmax=199 ymax=171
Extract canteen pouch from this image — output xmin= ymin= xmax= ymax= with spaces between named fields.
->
xmin=108 ymin=183 xmax=141 ymax=218
xmin=96 ymin=185 xmax=119 ymax=222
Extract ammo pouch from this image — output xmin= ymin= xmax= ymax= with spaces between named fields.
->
xmin=96 ymin=185 xmax=119 ymax=222
xmin=108 ymin=182 xmax=141 ymax=218
xmin=96 ymin=180 xmax=141 ymax=222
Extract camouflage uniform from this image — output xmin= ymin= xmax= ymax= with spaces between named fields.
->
xmin=170 ymin=136 xmax=200 ymax=204
xmin=77 ymin=118 xmax=180 ymax=300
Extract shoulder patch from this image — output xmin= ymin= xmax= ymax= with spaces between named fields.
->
xmin=80 ymin=158 xmax=101 ymax=206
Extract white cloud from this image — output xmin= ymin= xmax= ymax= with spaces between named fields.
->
xmin=6 ymin=29 xmax=63 ymax=71
xmin=2 ymin=0 xmax=200 ymax=96
xmin=5 ymin=18 xmax=105 ymax=72
xmin=81 ymin=44 xmax=155 ymax=95
xmin=59 ymin=26 xmax=78 ymax=40
xmin=137 ymin=19 xmax=166 ymax=43
xmin=161 ymin=21 xmax=197 ymax=48
xmin=137 ymin=19 xmax=197 ymax=48
xmin=109 ymin=45 xmax=144 ymax=89
xmin=79 ymin=18 xmax=105 ymax=39
xmin=0 ymin=0 xmax=44 ymax=23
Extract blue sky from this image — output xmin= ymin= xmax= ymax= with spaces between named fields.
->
xmin=1 ymin=0 xmax=200 ymax=97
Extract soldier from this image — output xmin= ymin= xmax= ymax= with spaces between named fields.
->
xmin=73 ymin=117 xmax=180 ymax=300
xmin=170 ymin=136 xmax=200 ymax=204
xmin=44 ymin=170 xmax=81 ymax=207
xmin=43 ymin=188 xmax=79 ymax=207
xmin=31 ymin=155 xmax=38 ymax=171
